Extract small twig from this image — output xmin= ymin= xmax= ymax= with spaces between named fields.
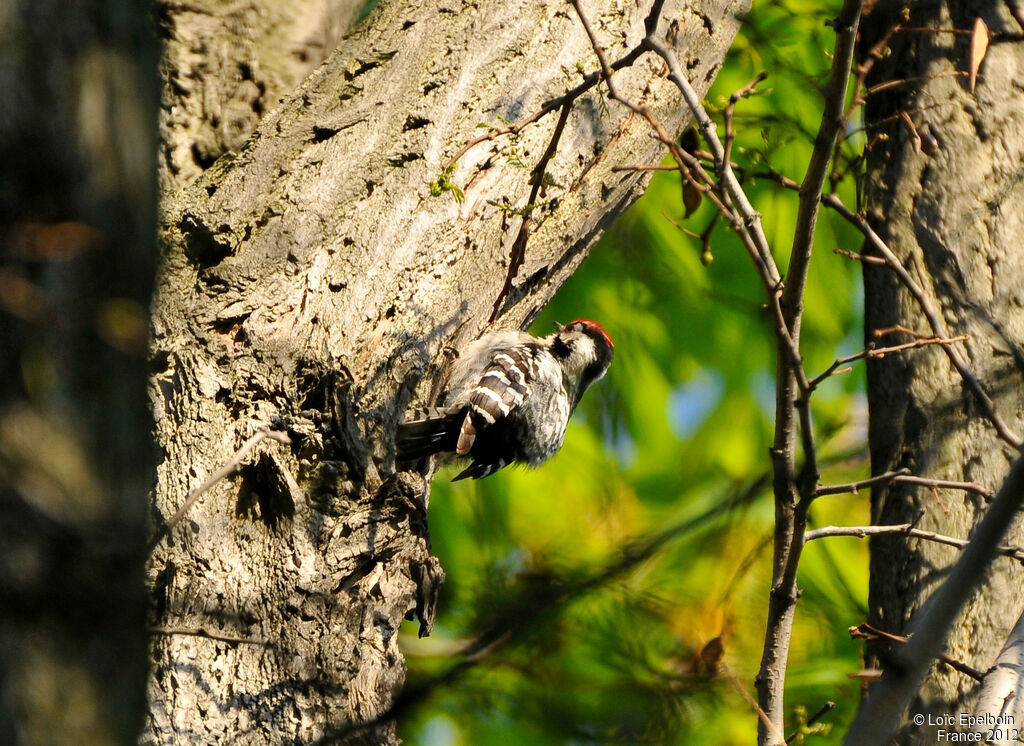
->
xmin=897 ymin=26 xmax=976 ymax=35
xmin=724 ymin=71 xmax=769 ymax=172
xmin=644 ymin=37 xmax=782 ymax=290
xmin=807 ymin=334 xmax=969 ymax=391
xmin=865 ymin=71 xmax=968 ymax=96
xmin=894 ymin=475 xmax=994 ymax=501
xmin=785 ymin=701 xmax=836 ymax=743
xmin=833 ymin=247 xmax=884 ymax=264
xmin=873 ymin=323 xmax=928 ymax=340
xmin=722 ymin=663 xmax=787 ymax=746
xmin=489 ymin=101 xmax=572 ymax=322
xmin=571 ymin=0 xmax=620 ymax=98
xmin=644 ymin=36 xmax=809 ymax=395
xmin=816 ymin=469 xmax=994 ymax=500
xmin=815 ymin=469 xmax=912 ymax=496
xmin=899 ymin=110 xmax=922 ymax=152
xmin=779 ymin=0 xmax=861 ymax=345
xmin=805 ymin=523 xmax=1024 ymax=565
xmin=656 ymin=6 xmax=858 ymax=743
xmin=611 ymin=163 xmax=677 ymax=172
xmin=150 ymin=625 xmax=270 ymax=646
xmin=442 ymin=47 xmax=647 ymax=171
xmin=574 ymin=0 xmax=789 ymax=317
xmin=849 ymin=623 xmax=985 ymax=681
xmin=836 ymin=6 xmax=907 ymax=189
xmin=148 ymin=427 xmax=291 ymax=552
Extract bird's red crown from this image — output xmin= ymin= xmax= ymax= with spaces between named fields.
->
xmin=569 ymin=318 xmax=614 ymax=349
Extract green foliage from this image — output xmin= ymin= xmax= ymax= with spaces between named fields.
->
xmin=403 ymin=1 xmax=872 ymax=742
xmin=431 ymin=163 xmax=466 ymax=203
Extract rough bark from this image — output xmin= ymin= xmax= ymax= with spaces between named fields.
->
xmin=144 ymin=0 xmax=747 ymax=743
xmin=0 ymin=0 xmax=157 ymax=742
xmin=862 ymin=1 xmax=1024 ymax=742
xmin=158 ymin=0 xmax=365 ymax=194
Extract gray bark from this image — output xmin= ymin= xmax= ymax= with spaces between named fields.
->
xmin=158 ymin=0 xmax=365 ymax=194
xmin=145 ymin=0 xmax=746 ymax=743
xmin=862 ymin=1 xmax=1024 ymax=742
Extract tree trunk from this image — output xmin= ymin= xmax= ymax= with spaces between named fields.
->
xmin=862 ymin=1 xmax=1024 ymax=742
xmin=158 ymin=0 xmax=365 ymax=195
xmin=144 ymin=0 xmax=747 ymax=743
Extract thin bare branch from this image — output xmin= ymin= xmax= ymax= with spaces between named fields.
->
xmin=724 ymin=71 xmax=769 ymax=170
xmin=490 ymin=101 xmax=573 ymax=321
xmin=815 ymin=469 xmax=912 ymax=496
xmin=816 ymin=469 xmax=994 ymax=500
xmin=611 ymin=164 xmax=677 ymax=172
xmin=807 ymin=334 xmax=969 ymax=391
xmin=780 ymin=0 xmax=861 ymax=342
xmin=644 ymin=37 xmax=781 ymax=289
xmin=442 ymin=45 xmax=647 ymax=171
xmin=723 ymin=664 xmax=787 ymax=746
xmin=894 ymin=475 xmax=994 ymax=500
xmin=833 ymin=5 xmax=908 ymax=190
xmin=654 ymin=4 xmax=856 ymax=742
xmin=575 ymin=0 xmax=807 ymax=380
xmin=805 ymin=523 xmax=1024 ymax=565
xmin=833 ymin=247 xmax=885 ymax=264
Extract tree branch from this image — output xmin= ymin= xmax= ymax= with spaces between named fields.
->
xmin=815 ymin=469 xmax=994 ymax=500
xmin=807 ymin=334 xmax=969 ymax=391
xmin=779 ymin=0 xmax=861 ymax=340
xmin=805 ymin=523 xmax=1024 ymax=565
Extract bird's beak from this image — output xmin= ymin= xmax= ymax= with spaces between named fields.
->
xmin=553 ymin=321 xmax=565 ymax=333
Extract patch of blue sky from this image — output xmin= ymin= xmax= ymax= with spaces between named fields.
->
xmin=415 ymin=715 xmax=460 ymax=746
xmin=752 ymin=369 xmax=776 ymax=418
xmin=668 ymin=371 xmax=725 ymax=438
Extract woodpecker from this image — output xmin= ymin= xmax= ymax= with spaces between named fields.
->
xmin=397 ymin=319 xmax=614 ymax=480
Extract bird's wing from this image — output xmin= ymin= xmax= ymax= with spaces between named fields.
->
xmin=456 ymin=343 xmax=536 ymax=456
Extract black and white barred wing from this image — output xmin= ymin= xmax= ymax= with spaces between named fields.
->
xmin=456 ymin=344 xmax=535 ymax=455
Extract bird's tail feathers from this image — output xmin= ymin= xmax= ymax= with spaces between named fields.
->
xmin=396 ymin=410 xmax=463 ymax=462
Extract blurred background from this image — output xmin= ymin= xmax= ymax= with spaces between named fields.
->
xmin=0 ymin=0 xmax=156 ymax=742
xmin=0 ymin=0 xmax=867 ymax=743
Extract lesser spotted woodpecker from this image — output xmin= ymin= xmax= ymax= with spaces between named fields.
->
xmin=397 ymin=319 xmax=614 ymax=480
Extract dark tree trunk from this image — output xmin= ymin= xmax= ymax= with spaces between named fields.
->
xmin=0 ymin=0 xmax=157 ymax=742
xmin=861 ymin=1 xmax=1024 ymax=742
xmin=144 ymin=0 xmax=748 ymax=743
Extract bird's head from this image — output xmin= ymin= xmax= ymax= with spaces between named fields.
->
xmin=550 ymin=319 xmax=614 ymax=401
